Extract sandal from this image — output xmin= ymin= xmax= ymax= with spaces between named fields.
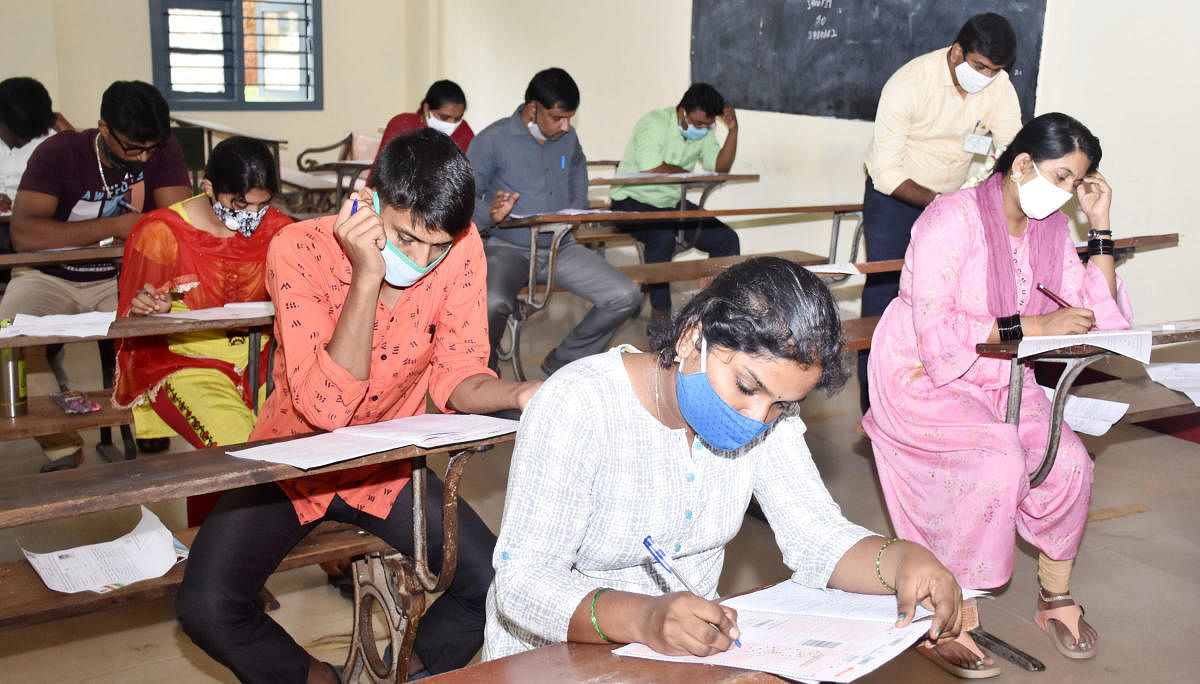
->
xmin=916 ymin=598 xmax=1001 ymax=679
xmin=1036 ymin=591 xmax=1097 ymax=660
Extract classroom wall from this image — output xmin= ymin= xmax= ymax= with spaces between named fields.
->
xmin=2 ymin=0 xmax=1194 ymax=324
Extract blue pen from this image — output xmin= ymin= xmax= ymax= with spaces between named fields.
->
xmin=560 ymin=155 xmax=565 ymax=169
xmin=643 ymin=535 xmax=741 ymax=647
xmin=117 ymin=198 xmax=141 ymax=214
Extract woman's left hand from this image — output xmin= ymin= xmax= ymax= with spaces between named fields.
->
xmin=893 ymin=542 xmax=963 ymax=645
xmin=1077 ymin=170 xmax=1112 ymax=229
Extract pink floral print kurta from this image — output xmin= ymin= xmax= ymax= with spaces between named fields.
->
xmin=861 ymin=187 xmax=1132 ymax=589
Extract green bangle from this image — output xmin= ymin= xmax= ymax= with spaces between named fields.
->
xmin=876 ymin=537 xmax=900 ymax=593
xmin=591 ymin=588 xmax=615 ymax=643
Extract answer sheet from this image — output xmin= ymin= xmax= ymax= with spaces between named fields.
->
xmin=1145 ymin=363 xmax=1200 ymax=407
xmin=0 ymin=310 xmax=116 ymax=338
xmin=615 ymin=584 xmax=986 ymax=683
xmin=1040 ymin=386 xmax=1129 ymax=436
xmin=1017 ymin=328 xmax=1152 ymax=364
xmin=151 ymin=301 xmax=275 ymax=321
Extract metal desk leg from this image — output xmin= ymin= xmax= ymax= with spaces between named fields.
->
xmin=496 ymin=223 xmax=574 ymax=380
xmin=823 ymin=210 xmax=863 ymax=284
xmin=343 ymin=446 xmax=485 ymax=683
xmin=1029 ymin=354 xmax=1106 ymax=487
xmin=676 ymin=181 xmax=727 ymax=251
xmin=1005 ymin=357 xmax=1024 ymax=425
xmin=248 ymin=329 xmax=260 ymax=415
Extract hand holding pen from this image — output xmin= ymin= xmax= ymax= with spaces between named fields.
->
xmin=1030 ymin=283 xmax=1095 ymax=335
xmin=128 ymin=283 xmax=178 ymax=316
xmin=643 ymin=535 xmax=742 ymax=651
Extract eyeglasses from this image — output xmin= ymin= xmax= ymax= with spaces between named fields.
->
xmin=108 ymin=130 xmax=163 ymax=156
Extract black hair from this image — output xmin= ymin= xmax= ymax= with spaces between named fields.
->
xmin=99 ymin=80 xmax=171 ymax=144
xmin=0 ymin=77 xmax=55 ymax=142
xmin=422 ymin=80 xmax=466 ymax=112
xmin=650 ymin=257 xmax=849 ymax=393
xmin=373 ymin=128 xmax=475 ymax=237
xmin=524 ymin=67 xmax=580 ymax=112
xmin=204 ymin=136 xmax=280 ymax=196
xmin=953 ymin=13 xmax=1017 ymax=68
xmin=993 ymin=112 xmax=1101 ymax=177
xmin=678 ymin=83 xmax=725 ymax=118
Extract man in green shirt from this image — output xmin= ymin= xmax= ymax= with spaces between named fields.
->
xmin=610 ymin=83 xmax=740 ymax=324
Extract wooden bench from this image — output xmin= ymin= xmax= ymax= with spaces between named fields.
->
xmin=0 ymin=521 xmax=389 ymax=630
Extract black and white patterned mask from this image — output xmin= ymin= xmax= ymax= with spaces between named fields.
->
xmin=212 ymin=200 xmax=268 ymax=237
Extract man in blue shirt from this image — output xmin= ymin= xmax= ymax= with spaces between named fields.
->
xmin=469 ymin=68 xmax=640 ymax=376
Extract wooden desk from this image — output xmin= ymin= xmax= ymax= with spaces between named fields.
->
xmin=977 ymin=326 xmax=1200 ymax=487
xmin=0 ymin=245 xmax=124 ymax=269
xmin=0 ymin=431 xmax=512 ymax=681
xmin=427 ymin=641 xmax=926 ymax=683
xmin=169 ymin=116 xmax=286 ymax=170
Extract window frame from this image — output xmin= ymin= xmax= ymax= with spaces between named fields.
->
xmin=148 ymin=0 xmax=324 ymax=111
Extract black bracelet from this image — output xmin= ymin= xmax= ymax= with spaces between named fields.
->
xmin=997 ymin=314 xmax=1023 ymax=342
xmin=1088 ymin=238 xmax=1115 ymax=256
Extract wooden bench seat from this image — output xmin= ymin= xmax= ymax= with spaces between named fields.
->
xmin=0 ymin=521 xmax=390 ymax=630
xmin=4 ymin=390 xmax=129 ymax=441
xmin=1074 ymin=376 xmax=1198 ymax=424
xmin=842 ymin=315 xmax=880 ymax=352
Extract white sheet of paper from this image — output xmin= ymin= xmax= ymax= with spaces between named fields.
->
xmin=1017 ymin=328 xmax=1152 ymax=364
xmin=228 ymin=413 xmax=520 ymax=470
xmin=613 ymin=171 xmax=719 ymax=179
xmin=151 ymin=301 xmax=274 ymax=321
xmin=1040 ymin=386 xmax=1129 ymax=436
xmin=20 ymin=506 xmax=184 ymax=594
xmin=0 ymin=310 xmax=116 ymax=338
xmin=1146 ymin=363 xmax=1200 ymax=406
xmin=615 ymin=583 xmax=988 ymax=683
xmin=805 ymin=263 xmax=860 ymax=276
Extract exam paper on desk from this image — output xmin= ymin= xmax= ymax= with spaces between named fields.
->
xmin=21 ymin=506 xmax=188 ymax=594
xmin=151 ymin=301 xmax=275 ymax=321
xmin=615 ymin=584 xmax=988 ymax=684
xmin=0 ymin=310 xmax=116 ymax=338
xmin=1145 ymin=362 xmax=1200 ymax=407
xmin=1017 ymin=327 xmax=1152 ymax=364
xmin=1039 ymin=385 xmax=1129 ymax=436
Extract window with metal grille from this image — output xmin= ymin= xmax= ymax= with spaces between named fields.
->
xmin=148 ymin=0 xmax=323 ymax=110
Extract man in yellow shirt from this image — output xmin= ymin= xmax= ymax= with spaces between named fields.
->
xmin=859 ymin=12 xmax=1022 ymax=412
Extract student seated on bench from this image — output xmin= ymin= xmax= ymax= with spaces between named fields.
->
xmin=863 ymin=113 xmax=1125 ymax=678
xmin=485 ymin=257 xmax=963 ymax=660
xmin=0 ymin=76 xmax=72 ymax=218
xmin=4 ymin=80 xmax=190 ymax=466
xmin=113 ymin=136 xmax=291 ymax=520
xmin=609 ymin=83 xmax=741 ymax=326
xmin=367 ymin=79 xmax=474 ymax=186
xmin=468 ymin=67 xmax=640 ymax=376
xmin=177 ymin=130 xmax=541 ymax=683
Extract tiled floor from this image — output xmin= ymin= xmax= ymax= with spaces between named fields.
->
xmin=2 ymin=277 xmax=1198 ymax=683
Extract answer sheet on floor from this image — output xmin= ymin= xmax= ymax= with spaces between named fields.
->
xmin=614 ymin=583 xmax=986 ymax=683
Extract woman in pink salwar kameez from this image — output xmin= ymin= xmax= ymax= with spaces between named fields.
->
xmin=863 ymin=113 xmax=1128 ymax=678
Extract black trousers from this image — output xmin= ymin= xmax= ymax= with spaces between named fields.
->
xmin=177 ymin=474 xmax=496 ymax=682
xmin=611 ymin=197 xmax=740 ymax=312
xmin=858 ymin=176 xmax=924 ymax=413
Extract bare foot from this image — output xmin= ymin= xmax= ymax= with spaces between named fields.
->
xmin=1038 ymin=592 xmax=1098 ymax=655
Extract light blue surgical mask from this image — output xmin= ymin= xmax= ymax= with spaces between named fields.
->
xmin=679 ymin=123 xmax=710 ymax=141
xmin=675 ymin=336 xmax=771 ymax=451
xmin=355 ymin=192 xmax=450 ymax=288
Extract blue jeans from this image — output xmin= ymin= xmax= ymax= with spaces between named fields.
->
xmin=610 ymin=197 xmax=740 ymax=312
xmin=858 ymin=176 xmax=923 ymax=412
xmin=484 ymin=235 xmax=641 ymax=368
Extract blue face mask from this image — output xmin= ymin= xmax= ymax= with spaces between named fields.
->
xmin=679 ymin=123 xmax=710 ymax=141
xmin=359 ymin=192 xmax=450 ymax=288
xmin=675 ymin=336 xmax=771 ymax=451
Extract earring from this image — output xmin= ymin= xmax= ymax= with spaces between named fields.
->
xmin=1011 ymin=171 xmax=1022 ymax=183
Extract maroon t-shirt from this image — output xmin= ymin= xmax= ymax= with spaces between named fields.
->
xmin=18 ymin=128 xmax=189 ymax=281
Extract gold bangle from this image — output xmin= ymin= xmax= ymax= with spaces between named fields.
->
xmin=876 ymin=538 xmax=900 ymax=593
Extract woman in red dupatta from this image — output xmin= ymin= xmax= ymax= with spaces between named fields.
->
xmin=114 ymin=136 xmax=290 ymax=464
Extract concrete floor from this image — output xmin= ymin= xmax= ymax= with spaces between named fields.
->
xmin=2 ymin=272 xmax=1199 ymax=683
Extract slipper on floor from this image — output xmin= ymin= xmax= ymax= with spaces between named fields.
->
xmin=917 ymin=631 xmax=1002 ymax=679
xmin=1036 ymin=602 xmax=1097 ymax=660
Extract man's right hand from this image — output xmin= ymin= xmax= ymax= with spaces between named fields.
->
xmin=489 ymin=190 xmax=520 ymax=224
xmin=333 ymin=188 xmax=387 ymax=284
xmin=0 ymin=193 xmax=11 ymax=213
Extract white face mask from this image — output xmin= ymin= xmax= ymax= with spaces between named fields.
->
xmin=1016 ymin=161 xmax=1073 ymax=220
xmin=955 ymin=59 xmax=998 ymax=94
xmin=425 ymin=113 xmax=462 ymax=136
xmin=526 ymin=119 xmax=547 ymax=142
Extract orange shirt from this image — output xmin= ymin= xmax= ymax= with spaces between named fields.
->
xmin=251 ymin=216 xmax=493 ymax=524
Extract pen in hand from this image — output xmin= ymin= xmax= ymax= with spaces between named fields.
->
xmin=1036 ymin=283 xmax=1072 ymax=309
xmin=643 ymin=535 xmax=741 ymax=647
